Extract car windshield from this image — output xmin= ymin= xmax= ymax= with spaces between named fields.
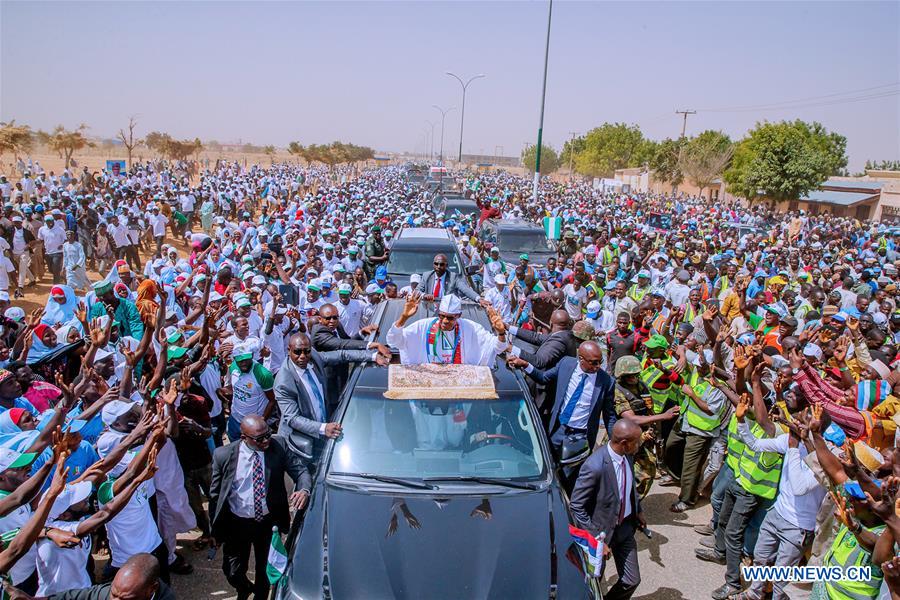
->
xmin=330 ymin=396 xmax=545 ymax=481
xmin=388 ymin=249 xmax=461 ymax=276
xmin=498 ymin=230 xmax=555 ymax=254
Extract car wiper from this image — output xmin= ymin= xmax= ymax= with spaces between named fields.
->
xmin=423 ymin=476 xmax=539 ymax=490
xmin=331 ymin=472 xmax=436 ymax=490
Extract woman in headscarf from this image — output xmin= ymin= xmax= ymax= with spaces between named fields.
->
xmin=136 ymin=279 xmax=160 ymax=330
xmin=41 ymin=285 xmax=79 ymax=327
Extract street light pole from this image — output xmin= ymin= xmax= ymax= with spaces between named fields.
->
xmin=432 ymin=104 xmax=455 ymax=164
xmin=532 ymin=0 xmax=553 ymax=202
xmin=446 ymin=72 xmax=485 ymax=165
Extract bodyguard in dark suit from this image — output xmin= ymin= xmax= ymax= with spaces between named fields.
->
xmin=209 ymin=414 xmax=312 ymax=600
xmin=420 ymin=253 xmax=482 ymax=303
xmin=274 ymin=332 xmax=384 ymax=461
xmin=507 ymin=309 xmax=578 ymax=369
xmin=310 ymin=304 xmax=390 ymax=404
xmin=570 ymin=419 xmax=645 ymax=600
xmin=510 ymin=340 xmax=617 ymax=490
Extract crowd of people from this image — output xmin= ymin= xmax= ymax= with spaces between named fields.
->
xmin=0 ymin=156 xmax=899 ymax=600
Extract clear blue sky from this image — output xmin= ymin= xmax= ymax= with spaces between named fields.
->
xmin=2 ymin=1 xmax=898 ymax=170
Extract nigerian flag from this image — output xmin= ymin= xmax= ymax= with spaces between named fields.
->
xmin=266 ymin=527 xmax=288 ymax=584
xmin=543 ymin=216 xmax=562 ymax=240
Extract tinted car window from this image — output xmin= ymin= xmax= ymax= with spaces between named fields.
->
xmin=332 ymin=397 xmax=545 ymax=480
xmin=388 ymin=249 xmax=461 ymax=276
xmin=498 ymin=230 xmax=556 ymax=254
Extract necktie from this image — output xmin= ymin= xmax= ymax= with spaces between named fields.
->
xmin=304 ymin=369 xmax=327 ymax=422
xmin=560 ymin=373 xmax=588 ymax=425
xmin=617 ymin=455 xmax=628 ymax=524
xmin=251 ymin=451 xmax=265 ymax=521
xmin=433 ymin=275 xmax=442 ymax=298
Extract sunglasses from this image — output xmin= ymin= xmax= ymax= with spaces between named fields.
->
xmin=243 ymin=431 xmax=272 ymax=443
xmin=438 ymin=314 xmax=458 ymax=322
xmin=433 ymin=261 xmax=447 ymax=266
xmin=579 ymin=356 xmax=603 ymax=367
xmin=320 ymin=314 xmax=339 ymax=321
xmin=291 ymin=347 xmax=312 ymax=355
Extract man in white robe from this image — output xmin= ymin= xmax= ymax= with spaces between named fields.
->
xmin=387 ymin=294 xmax=509 ymax=366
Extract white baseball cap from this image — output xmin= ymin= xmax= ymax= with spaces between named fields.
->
xmin=0 ymin=448 xmax=36 ymax=474
xmin=101 ymin=400 xmax=137 ymax=426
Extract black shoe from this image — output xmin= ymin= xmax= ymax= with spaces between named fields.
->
xmin=711 ymin=583 xmax=742 ymax=600
xmin=694 ymin=524 xmax=715 ymax=536
xmin=13 ymin=289 xmax=23 ymax=299
xmin=169 ymin=554 xmax=194 ymax=575
xmin=695 ymin=547 xmax=726 ymax=565
xmin=670 ymin=501 xmax=690 ymax=513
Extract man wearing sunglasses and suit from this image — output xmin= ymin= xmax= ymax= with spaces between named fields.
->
xmin=420 ymin=253 xmax=486 ymax=306
xmin=209 ymin=414 xmax=312 ymax=600
xmin=508 ymin=340 xmax=617 ymax=491
xmin=274 ymin=332 xmax=387 ymax=463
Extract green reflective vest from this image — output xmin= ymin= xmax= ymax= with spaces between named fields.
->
xmin=627 ymin=284 xmax=650 ymax=304
xmin=639 ymin=357 xmax=678 ymax=414
xmin=735 ymin=420 xmax=783 ymax=500
xmin=725 ymin=415 xmax=744 ymax=473
xmin=680 ymin=379 xmax=726 ymax=432
xmin=824 ymin=525 xmax=885 ymax=600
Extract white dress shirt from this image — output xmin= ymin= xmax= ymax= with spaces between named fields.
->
xmin=228 ymin=442 xmax=268 ymax=519
xmin=607 ymin=444 xmax=633 ymax=521
xmin=297 ymin=365 xmax=328 ymax=436
xmin=561 ymin=365 xmax=596 ymax=430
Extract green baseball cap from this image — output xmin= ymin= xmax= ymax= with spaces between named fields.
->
xmin=644 ymin=334 xmax=669 ymax=350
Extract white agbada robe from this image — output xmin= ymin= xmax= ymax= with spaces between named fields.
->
xmin=387 ymin=317 xmax=506 ymax=366
xmin=153 ymin=437 xmax=197 ymax=563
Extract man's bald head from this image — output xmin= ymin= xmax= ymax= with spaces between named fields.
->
xmin=576 ymin=340 xmax=603 ymax=373
xmin=110 ymin=553 xmax=160 ymax=600
xmin=550 ymin=310 xmax=573 ymax=332
xmin=610 ymin=418 xmax=643 ymax=456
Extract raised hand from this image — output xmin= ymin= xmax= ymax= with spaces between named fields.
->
xmin=74 ymin=302 xmax=87 ymax=324
xmin=733 ymin=346 xmax=750 ymax=370
xmin=487 ymin=306 xmax=506 ymax=335
xmin=735 ymin=393 xmax=751 ymax=420
xmin=26 ymin=307 xmax=45 ymax=329
xmin=808 ymin=404 xmax=823 ymax=434
xmin=400 ymin=293 xmax=420 ymax=321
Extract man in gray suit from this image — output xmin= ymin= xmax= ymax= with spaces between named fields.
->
xmin=274 ymin=332 xmax=386 ymax=462
xmin=421 ymin=253 xmax=485 ymax=304
xmin=569 ymin=419 xmax=645 ymax=600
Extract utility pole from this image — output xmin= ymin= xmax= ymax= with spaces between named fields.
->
xmin=567 ymin=130 xmax=579 ymax=179
xmin=446 ymin=72 xmax=486 ymax=164
xmin=432 ymin=105 xmax=455 ymax=164
xmin=532 ymin=0 xmax=553 ymax=202
xmin=675 ymin=109 xmax=696 ymax=138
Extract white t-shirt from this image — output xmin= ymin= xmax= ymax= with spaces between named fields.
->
xmin=36 ymin=518 xmax=92 ymax=595
xmin=12 ymin=228 xmax=27 ymax=255
xmin=149 ymin=214 xmax=169 ymax=236
xmin=0 ymin=491 xmax=37 ymax=584
xmin=562 ymin=284 xmax=587 ymax=319
xmin=0 ymin=255 xmax=15 ymax=291
xmin=337 ymin=298 xmax=364 ymax=338
xmin=38 ymin=222 xmax=66 ymax=254
xmin=229 ymin=362 xmax=275 ymax=423
xmin=98 ymin=478 xmax=161 ymax=567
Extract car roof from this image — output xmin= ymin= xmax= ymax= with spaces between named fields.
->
xmin=485 ymin=218 xmax=544 ymax=232
xmin=360 ymin=300 xmax=524 ymax=395
xmin=395 ymin=227 xmax=452 ymax=240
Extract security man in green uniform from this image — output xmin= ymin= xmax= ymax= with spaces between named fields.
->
xmin=557 ymin=230 xmax=578 ymax=259
xmin=363 ymin=224 xmax=389 ymax=280
xmin=613 ymin=355 xmax=680 ymax=498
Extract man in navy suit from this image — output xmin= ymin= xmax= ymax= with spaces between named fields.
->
xmin=509 ymin=340 xmax=617 ymax=490
xmin=570 ymin=419 xmax=645 ymax=600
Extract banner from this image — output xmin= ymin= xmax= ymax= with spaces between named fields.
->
xmin=106 ymin=160 xmax=127 ymax=177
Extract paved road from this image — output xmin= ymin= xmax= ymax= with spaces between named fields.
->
xmin=166 ymin=481 xmax=811 ymax=600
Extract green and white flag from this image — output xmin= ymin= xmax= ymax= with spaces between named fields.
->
xmin=543 ymin=216 xmax=562 ymax=240
xmin=266 ymin=527 xmax=288 ymax=584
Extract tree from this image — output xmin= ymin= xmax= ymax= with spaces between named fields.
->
xmin=559 ymin=136 xmax=586 ymax=173
xmin=650 ymin=137 xmax=686 ymax=190
xmin=521 ymin=144 xmax=559 ymax=175
xmin=37 ymin=124 xmax=94 ymax=168
xmin=142 ymin=132 xmax=201 ymax=161
xmin=0 ymin=121 xmax=35 ymax=163
xmin=116 ymin=115 xmax=142 ymax=168
xmin=144 ymin=131 xmax=168 ymax=155
xmin=677 ymin=130 xmax=733 ymax=199
xmin=573 ymin=123 xmax=648 ymax=178
xmin=724 ymin=120 xmax=847 ymax=203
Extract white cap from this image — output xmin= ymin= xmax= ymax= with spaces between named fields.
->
xmin=0 ymin=448 xmax=36 ymax=474
xmin=494 ymin=274 xmax=507 ymax=284
xmin=438 ymin=294 xmax=462 ymax=315
xmin=410 ymin=273 xmax=422 ymax=284
xmin=802 ymin=343 xmax=823 ymax=361
xmin=101 ymin=400 xmax=137 ymax=426
xmin=46 ymin=480 xmax=93 ymax=520
xmin=209 ymin=291 xmax=224 ymax=302
xmin=365 ymin=283 xmax=382 ymax=294
xmin=94 ymin=347 xmax=114 ymax=362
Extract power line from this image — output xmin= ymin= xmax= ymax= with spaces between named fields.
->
xmin=701 ymin=90 xmax=899 ymax=113
xmin=696 ymin=82 xmax=900 ymax=112
xmin=675 ymin=109 xmax=696 ymax=137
